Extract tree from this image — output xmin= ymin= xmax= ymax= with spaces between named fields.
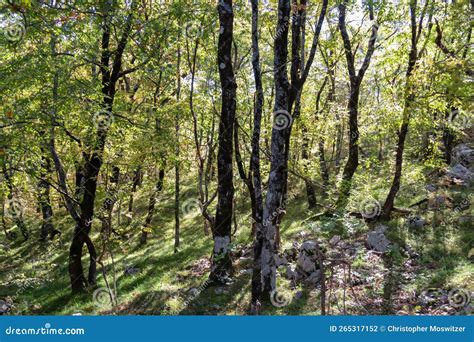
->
xmin=210 ymin=0 xmax=237 ymax=284
xmin=333 ymin=0 xmax=379 ymax=211
xmin=380 ymin=0 xmax=433 ymax=220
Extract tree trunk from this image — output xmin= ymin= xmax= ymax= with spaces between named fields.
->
xmin=140 ymin=168 xmax=165 ymax=245
xmin=174 ymin=44 xmax=181 ymax=254
xmin=249 ymin=0 xmax=265 ymax=311
xmin=260 ymin=0 xmax=292 ymax=299
xmin=128 ymin=166 xmax=142 ymax=213
xmin=301 ymin=125 xmax=316 ymax=209
xmin=210 ymin=0 xmax=237 ymax=284
xmin=38 ymin=143 xmax=55 ymax=241
xmin=334 ymin=0 xmax=378 ymax=211
xmin=68 ymin=1 xmax=136 ymax=292
xmin=381 ymin=0 xmax=425 ymax=220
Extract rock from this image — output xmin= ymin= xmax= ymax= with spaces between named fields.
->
xmin=275 ymin=254 xmax=288 ymax=267
xmin=408 ymin=216 xmax=426 ymax=229
xmin=0 ymin=300 xmax=12 ymax=315
xmin=124 ymin=265 xmax=140 ymax=276
xmin=447 ymin=164 xmax=473 ymax=182
xmin=367 ymin=226 xmax=391 ymax=252
xmin=451 ymin=144 xmax=474 ymax=168
xmin=304 ymin=271 xmax=321 ymax=287
xmin=425 ymin=184 xmax=437 ymax=192
xmin=329 ymin=235 xmax=341 ymax=245
xmin=285 ymin=266 xmax=297 ymax=280
xmin=297 ymin=254 xmax=316 ymax=273
xmin=301 ymin=240 xmax=318 ymax=254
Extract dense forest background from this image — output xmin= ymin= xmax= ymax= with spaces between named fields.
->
xmin=0 ymin=0 xmax=472 ymax=316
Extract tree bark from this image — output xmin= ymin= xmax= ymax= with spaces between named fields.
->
xmin=381 ymin=0 xmax=431 ymax=220
xmin=334 ymin=0 xmax=378 ymax=211
xmin=128 ymin=166 xmax=142 ymax=213
xmin=210 ymin=0 xmax=237 ymax=284
xmin=67 ymin=1 xmax=136 ymax=292
xmin=140 ymin=168 xmax=165 ymax=245
xmin=38 ymin=141 xmax=55 ymax=241
xmin=249 ymin=0 xmax=265 ymax=310
xmin=174 ymin=44 xmax=181 ymax=254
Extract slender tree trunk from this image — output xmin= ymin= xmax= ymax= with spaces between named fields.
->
xmin=38 ymin=142 xmax=55 ymax=241
xmin=128 ymin=166 xmax=142 ymax=213
xmin=210 ymin=0 xmax=237 ymax=284
xmin=249 ymin=0 xmax=265 ymax=311
xmin=442 ymin=107 xmax=457 ymax=164
xmin=174 ymin=44 xmax=181 ymax=254
xmin=260 ymin=0 xmax=327 ymax=301
xmin=74 ymin=160 xmax=85 ymax=201
xmin=140 ymin=168 xmax=165 ymax=245
xmin=260 ymin=0 xmax=292 ymax=299
xmin=334 ymin=0 xmax=378 ymax=211
xmin=69 ymin=1 xmax=135 ymax=292
xmin=301 ymin=125 xmax=317 ymax=208
xmin=234 ymin=118 xmax=256 ymax=228
xmin=381 ymin=0 xmax=427 ymax=220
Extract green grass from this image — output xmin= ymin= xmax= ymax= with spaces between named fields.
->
xmin=0 ymin=165 xmax=472 ymax=315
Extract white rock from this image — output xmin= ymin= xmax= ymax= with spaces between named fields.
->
xmin=297 ymin=254 xmax=316 ymax=273
xmin=367 ymin=228 xmax=391 ymax=253
xmin=301 ymin=240 xmax=318 ymax=253
xmin=448 ymin=164 xmax=473 ymax=182
xmin=329 ymin=235 xmax=341 ymax=245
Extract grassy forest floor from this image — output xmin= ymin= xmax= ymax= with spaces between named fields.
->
xmin=1 ymin=152 xmax=473 ymax=316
